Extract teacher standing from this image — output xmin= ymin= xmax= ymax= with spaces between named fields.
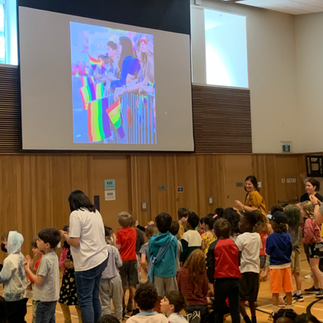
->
xmin=235 ymin=175 xmax=266 ymax=215
xmin=61 ymin=190 xmax=108 ymax=323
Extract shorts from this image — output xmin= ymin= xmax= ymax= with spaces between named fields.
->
xmin=153 ymin=276 xmax=178 ymax=296
xmin=239 ymin=272 xmax=259 ymax=302
xmin=119 ymin=260 xmax=139 ymax=287
xmin=269 ymin=267 xmax=293 ymax=294
xmin=309 ymin=242 xmax=323 ymax=258
xmin=291 ymin=251 xmax=301 ymax=273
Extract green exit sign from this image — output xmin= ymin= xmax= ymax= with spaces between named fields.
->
xmin=282 ymin=145 xmax=291 ymax=152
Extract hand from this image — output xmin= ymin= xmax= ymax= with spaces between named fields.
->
xmin=114 ymin=87 xmax=125 ymax=101
xmin=63 ymin=259 xmax=70 ymax=266
xmin=59 ymin=230 xmax=68 ymax=240
xmin=66 ymin=261 xmax=74 ymax=269
xmin=147 ymin=42 xmax=154 ymax=56
xmin=310 ymin=195 xmax=319 ymax=205
xmin=235 ymin=200 xmax=243 ymax=209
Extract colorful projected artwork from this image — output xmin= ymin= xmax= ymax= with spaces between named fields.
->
xmin=70 ymin=21 xmax=156 ymax=144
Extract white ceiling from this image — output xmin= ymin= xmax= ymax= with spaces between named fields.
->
xmin=236 ymin=0 xmax=323 ymax=15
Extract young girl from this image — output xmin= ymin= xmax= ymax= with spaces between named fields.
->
xmin=177 ymin=249 xmax=209 ymax=323
xmin=201 ymin=216 xmax=215 ymax=255
xmin=301 ymin=201 xmax=323 ymax=297
xmin=58 ymin=225 xmax=82 ymax=323
xmin=284 ymin=204 xmax=303 ymax=302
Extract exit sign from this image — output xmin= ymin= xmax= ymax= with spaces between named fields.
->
xmin=282 ymin=145 xmax=291 ymax=152
xmin=281 ymin=141 xmax=291 ymax=153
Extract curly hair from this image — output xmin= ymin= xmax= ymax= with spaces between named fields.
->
xmin=252 ymin=210 xmax=269 ymax=234
xmin=301 ymin=201 xmax=314 ymax=219
xmin=134 ymin=283 xmax=158 ymax=311
xmin=183 ymin=249 xmax=207 ymax=295
xmin=284 ymin=204 xmax=301 ymax=227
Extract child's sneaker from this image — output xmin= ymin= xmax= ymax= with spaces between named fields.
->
xmin=315 ymin=289 xmax=323 ymax=298
xmin=283 ymin=295 xmax=296 ymax=305
xmin=304 ymin=286 xmax=320 ymax=293
xmin=293 ymin=294 xmax=304 ymax=302
xmin=268 ymin=312 xmax=274 ymax=321
xmin=304 ymin=272 xmax=312 ymax=279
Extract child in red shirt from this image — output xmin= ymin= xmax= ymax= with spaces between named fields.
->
xmin=116 ymin=211 xmax=138 ymax=315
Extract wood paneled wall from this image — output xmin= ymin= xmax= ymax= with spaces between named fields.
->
xmin=0 ymin=152 xmax=310 ymax=263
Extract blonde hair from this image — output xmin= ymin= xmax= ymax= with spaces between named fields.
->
xmin=300 ymin=201 xmax=314 ymax=219
xmin=117 ymin=211 xmax=133 ymax=228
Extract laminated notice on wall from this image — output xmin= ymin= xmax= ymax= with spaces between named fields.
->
xmin=105 ymin=190 xmax=116 ymax=201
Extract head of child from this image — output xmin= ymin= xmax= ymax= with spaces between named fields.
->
xmin=134 ymin=283 xmax=158 ymax=312
xmin=268 ymin=211 xmax=288 ymax=233
xmin=145 ymin=225 xmax=158 ymax=240
xmin=186 ymin=212 xmax=199 ymax=230
xmin=169 ymin=220 xmax=180 ymax=236
xmin=183 ymin=249 xmax=206 ymax=294
xmin=204 ymin=216 xmax=214 ymax=233
xmin=31 ymin=236 xmax=43 ymax=258
xmin=300 ymin=201 xmax=314 ymax=219
xmin=104 ymin=226 xmax=113 ymax=244
xmin=37 ymin=228 xmax=61 ymax=254
xmin=284 ymin=204 xmax=301 ymax=228
xmin=239 ymin=212 xmax=257 ymax=233
xmin=274 ymin=309 xmax=297 ymax=323
xmin=200 ymin=217 xmax=206 ymax=231
xmin=214 ymin=218 xmax=231 ymax=240
xmin=155 ymin=212 xmax=172 ymax=233
xmin=160 ymin=290 xmax=188 ymax=317
xmin=270 ymin=204 xmax=284 ymax=215
xmin=223 ymin=208 xmax=240 ymax=235
xmin=214 ymin=207 xmax=224 ymax=219
xmin=252 ymin=210 xmax=269 ymax=234
xmin=178 ymin=207 xmax=190 ymax=224
xmin=97 ymin=314 xmax=119 ymax=323
xmin=0 ymin=296 xmax=8 ymax=323
xmin=117 ymin=211 xmax=133 ymax=229
xmin=1 ymin=232 xmax=8 ymax=253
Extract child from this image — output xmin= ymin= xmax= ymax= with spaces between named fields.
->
xmin=266 ymin=211 xmax=294 ymax=318
xmin=28 ymin=236 xmax=44 ymax=323
xmin=199 ymin=217 xmax=206 ymax=235
xmin=201 ymin=216 xmax=215 ymax=255
xmin=0 ymin=231 xmax=28 ymax=323
xmin=214 ymin=207 xmax=224 ymax=219
xmin=180 ymin=212 xmax=202 ymax=264
xmin=139 ymin=224 xmax=158 ymax=277
xmin=300 ymin=201 xmax=323 ymax=297
xmin=160 ymin=290 xmax=188 ymax=323
xmin=24 ymin=228 xmax=61 ymax=323
xmin=148 ymin=212 xmax=178 ymax=296
xmin=126 ymin=283 xmax=169 ymax=323
xmin=98 ymin=315 xmax=120 ymax=323
xmin=236 ymin=212 xmax=262 ymax=323
xmin=273 ymin=309 xmax=297 ymax=323
xmin=206 ymin=218 xmax=240 ymax=323
xmin=58 ymin=225 xmax=82 ymax=322
xmin=223 ymin=208 xmax=241 ymax=240
xmin=115 ymin=211 xmax=138 ymax=314
xmin=284 ymin=204 xmax=303 ymax=302
xmin=169 ymin=220 xmax=183 ymax=272
xmin=177 ymin=207 xmax=190 ymax=240
xmin=100 ymin=226 xmax=123 ymax=322
xmin=177 ymin=249 xmax=209 ymax=323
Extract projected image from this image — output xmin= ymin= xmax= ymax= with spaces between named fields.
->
xmin=204 ymin=9 xmax=248 ymax=88
xmin=70 ymin=22 xmax=156 ymax=144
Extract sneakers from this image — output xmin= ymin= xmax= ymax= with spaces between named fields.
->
xmin=304 ymin=286 xmax=320 ymax=294
xmin=283 ymin=295 xmax=296 ymax=305
xmin=293 ymin=294 xmax=304 ymax=302
xmin=268 ymin=313 xmax=274 ymax=321
xmin=305 ymin=272 xmax=313 ymax=279
xmin=315 ymin=289 xmax=323 ymax=298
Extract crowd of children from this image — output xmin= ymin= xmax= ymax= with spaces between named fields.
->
xmin=1 ymin=191 xmax=323 ymax=323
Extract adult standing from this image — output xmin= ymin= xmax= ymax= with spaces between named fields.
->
xmin=60 ymin=190 xmax=108 ymax=323
xmin=300 ymin=178 xmax=323 ymax=203
xmin=235 ymin=175 xmax=267 ymax=215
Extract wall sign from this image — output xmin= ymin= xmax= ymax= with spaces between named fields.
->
xmin=104 ymin=179 xmax=115 ymax=190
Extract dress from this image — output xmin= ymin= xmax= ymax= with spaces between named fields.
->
xmin=58 ymin=248 xmax=78 ymax=306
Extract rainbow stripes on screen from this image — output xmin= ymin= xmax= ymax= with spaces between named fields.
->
xmin=87 ymin=98 xmax=111 ymax=142
xmin=94 ymin=83 xmax=105 ymax=100
xmin=89 ymin=56 xmax=104 ymax=66
xmin=106 ymin=100 xmax=125 ymax=139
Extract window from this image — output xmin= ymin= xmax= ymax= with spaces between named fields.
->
xmin=0 ymin=0 xmax=17 ymax=65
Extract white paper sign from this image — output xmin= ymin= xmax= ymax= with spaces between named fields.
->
xmin=105 ymin=190 xmax=116 ymax=201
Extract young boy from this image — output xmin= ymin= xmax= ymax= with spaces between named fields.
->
xmin=180 ymin=212 xmax=202 ymax=264
xmin=148 ymin=212 xmax=178 ymax=296
xmin=206 ymin=218 xmax=240 ymax=323
xmin=0 ymin=231 xmax=28 ymax=323
xmin=235 ymin=212 xmax=262 ymax=323
xmin=160 ymin=290 xmax=188 ymax=323
xmin=169 ymin=220 xmax=183 ymax=272
xmin=100 ymin=226 xmax=123 ymax=322
xmin=24 ymin=228 xmax=61 ymax=323
xmin=115 ymin=211 xmax=138 ymax=314
xmin=177 ymin=207 xmax=190 ymax=240
xmin=266 ymin=211 xmax=293 ymax=318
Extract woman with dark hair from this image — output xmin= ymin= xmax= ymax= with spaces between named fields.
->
xmin=235 ymin=175 xmax=266 ymax=215
xmin=300 ymin=178 xmax=323 ymax=202
xmin=60 ymin=190 xmax=108 ymax=323
xmin=110 ymin=36 xmax=140 ymax=92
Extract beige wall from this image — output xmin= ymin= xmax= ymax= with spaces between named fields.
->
xmin=191 ymin=1 xmax=299 ymax=153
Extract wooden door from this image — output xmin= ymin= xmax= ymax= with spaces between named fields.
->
xmin=92 ymin=156 xmax=130 ymax=232
xmin=223 ymin=155 xmax=254 ymax=208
